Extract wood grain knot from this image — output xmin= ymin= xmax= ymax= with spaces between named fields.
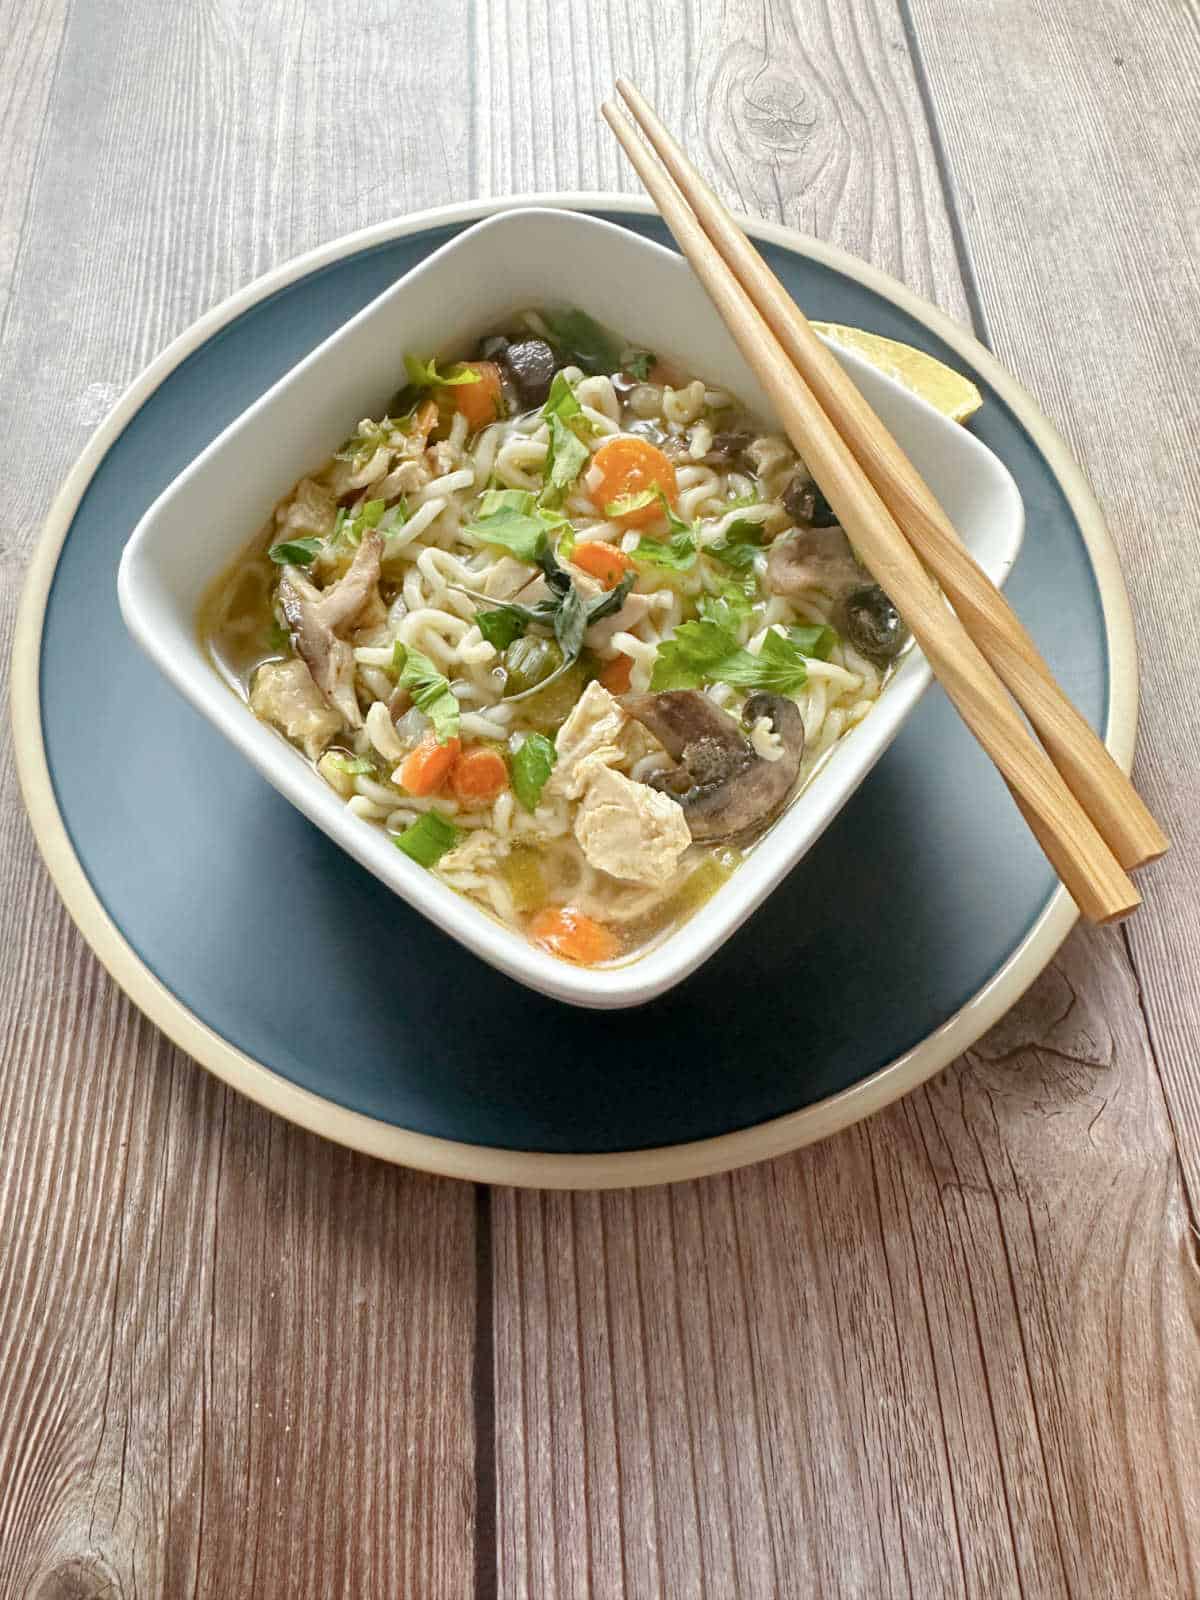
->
xmin=30 ymin=1558 xmax=122 ymax=1600
xmin=718 ymin=46 xmax=820 ymax=159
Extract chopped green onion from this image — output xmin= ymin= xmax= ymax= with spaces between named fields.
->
xmin=393 ymin=810 xmax=459 ymax=867
xmin=325 ymin=753 xmax=377 ymax=776
xmin=268 ymin=537 xmax=322 ymax=566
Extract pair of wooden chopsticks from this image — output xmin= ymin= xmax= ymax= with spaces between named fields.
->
xmin=602 ymin=80 xmax=1167 ymax=924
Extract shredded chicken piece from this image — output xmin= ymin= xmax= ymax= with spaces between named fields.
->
xmin=550 ymin=681 xmax=633 ymax=800
xmin=573 ymin=766 xmax=691 ymax=887
xmin=275 ymin=477 xmax=338 ymax=540
xmin=278 ymin=531 xmax=383 ymax=727
xmin=250 ymin=658 xmax=343 ymax=760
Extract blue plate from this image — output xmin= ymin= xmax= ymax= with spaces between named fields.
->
xmin=20 ymin=201 xmax=1127 ymax=1183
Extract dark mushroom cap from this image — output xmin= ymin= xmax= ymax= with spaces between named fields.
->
xmin=502 ymin=338 xmax=558 ymax=407
xmin=621 ymin=689 xmax=805 ymax=842
xmin=840 ymin=584 xmax=909 ymax=664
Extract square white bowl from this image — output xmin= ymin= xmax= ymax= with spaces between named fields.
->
xmin=118 ymin=207 xmax=1024 ymax=1009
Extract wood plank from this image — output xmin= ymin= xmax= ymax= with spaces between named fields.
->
xmin=902 ymin=0 xmax=1200 ymax=1197
xmin=496 ymin=932 xmax=1200 ymax=1597
xmin=474 ymin=0 xmax=971 ymax=319
xmin=0 ymin=0 xmax=70 ymax=334
xmin=489 ymin=2 xmax=1200 ymax=1596
xmin=0 ymin=871 xmax=477 ymax=1597
xmin=0 ymin=2 xmax=477 ymax=1592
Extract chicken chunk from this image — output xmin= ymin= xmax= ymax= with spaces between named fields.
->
xmin=276 ymin=477 xmax=339 ymax=540
xmin=250 ymin=657 xmax=343 ymax=759
xmin=550 ymin=681 xmax=633 ymax=800
xmin=278 ymin=530 xmax=383 ymax=727
xmin=573 ymin=766 xmax=691 ymax=887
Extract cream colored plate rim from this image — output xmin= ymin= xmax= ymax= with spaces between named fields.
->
xmin=10 ymin=193 xmax=1138 ymax=1191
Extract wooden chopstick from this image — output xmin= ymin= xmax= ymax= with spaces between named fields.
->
xmin=615 ymin=78 xmax=1168 ymax=876
xmin=601 ymin=94 xmax=1141 ymax=924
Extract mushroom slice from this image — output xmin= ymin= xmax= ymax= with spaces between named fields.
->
xmin=765 ymin=524 xmax=862 ymax=598
xmin=278 ymin=530 xmax=383 ymax=728
xmin=621 ymin=690 xmax=805 ymax=841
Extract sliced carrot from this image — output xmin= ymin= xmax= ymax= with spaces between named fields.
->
xmin=529 ymin=905 xmax=620 ymax=966
xmin=597 ymin=654 xmax=633 ymax=695
xmin=590 ymin=437 xmax=678 ymax=527
xmin=399 ymin=734 xmax=462 ymax=796
xmin=443 ymin=361 xmax=503 ymax=431
xmin=571 ymin=540 xmax=634 ymax=589
xmin=450 ymin=744 xmax=509 ymax=804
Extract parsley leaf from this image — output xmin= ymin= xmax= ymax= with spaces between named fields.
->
xmin=391 ymin=645 xmax=461 ymax=743
xmin=510 ymin=733 xmax=557 ymax=812
xmin=650 ymin=621 xmax=808 ymax=695
xmin=268 ymin=537 xmax=322 ymax=566
xmin=709 ymin=516 xmax=769 ymax=571
xmin=338 ymin=497 xmax=387 ymax=547
xmin=624 ymin=350 xmax=655 ymax=382
xmin=265 ymin=620 xmax=292 ymax=651
xmin=403 ymin=354 xmax=481 ymax=389
xmin=542 ymin=412 xmax=589 ymax=505
xmin=606 ymin=487 xmax=659 ymax=518
xmin=542 ymin=370 xmax=582 ymax=421
xmin=393 ymin=810 xmax=459 ymax=867
xmin=475 ymin=605 xmax=530 ymax=651
xmin=543 ymin=308 xmax=623 ymax=375
xmin=464 ymin=504 xmax=550 ymax=563
xmin=697 ymin=581 xmax=754 ymax=632
xmin=633 ymin=529 xmax=698 ymax=571
xmin=788 ymin=622 xmax=838 ymax=660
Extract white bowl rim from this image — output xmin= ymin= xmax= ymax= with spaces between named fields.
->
xmin=10 ymin=192 xmax=1139 ymax=1189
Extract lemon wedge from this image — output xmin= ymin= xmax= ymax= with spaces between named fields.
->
xmin=811 ymin=322 xmax=983 ymax=423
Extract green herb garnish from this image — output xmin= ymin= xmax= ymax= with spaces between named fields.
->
xmin=709 ymin=516 xmax=769 ymax=571
xmin=542 ymin=412 xmax=589 ymax=506
xmin=393 ymin=810 xmax=460 ymax=867
xmin=624 ymin=350 xmax=655 ymax=382
xmin=633 ymin=529 xmax=698 ymax=571
xmin=509 ymin=733 xmax=558 ymax=812
xmin=787 ymin=622 xmax=838 ymax=660
xmin=403 ymin=354 xmax=481 ymax=389
xmin=268 ymin=537 xmax=322 ymax=566
xmin=464 ymin=499 xmax=551 ymax=563
xmin=336 ymin=497 xmax=387 ymax=547
xmin=542 ymin=370 xmax=583 ymax=421
xmin=475 ymin=605 xmax=529 ymax=651
xmin=650 ymin=619 xmax=808 ymax=695
xmin=390 ymin=644 xmax=460 ymax=742
xmin=697 ymin=581 xmax=754 ymax=632
xmin=542 ymin=308 xmax=623 ymax=375
xmin=325 ymin=753 xmax=377 ymax=776
xmin=605 ymin=487 xmax=659 ymax=519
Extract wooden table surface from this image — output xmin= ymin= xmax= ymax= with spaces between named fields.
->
xmin=3 ymin=2 xmax=1198 ymax=1594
